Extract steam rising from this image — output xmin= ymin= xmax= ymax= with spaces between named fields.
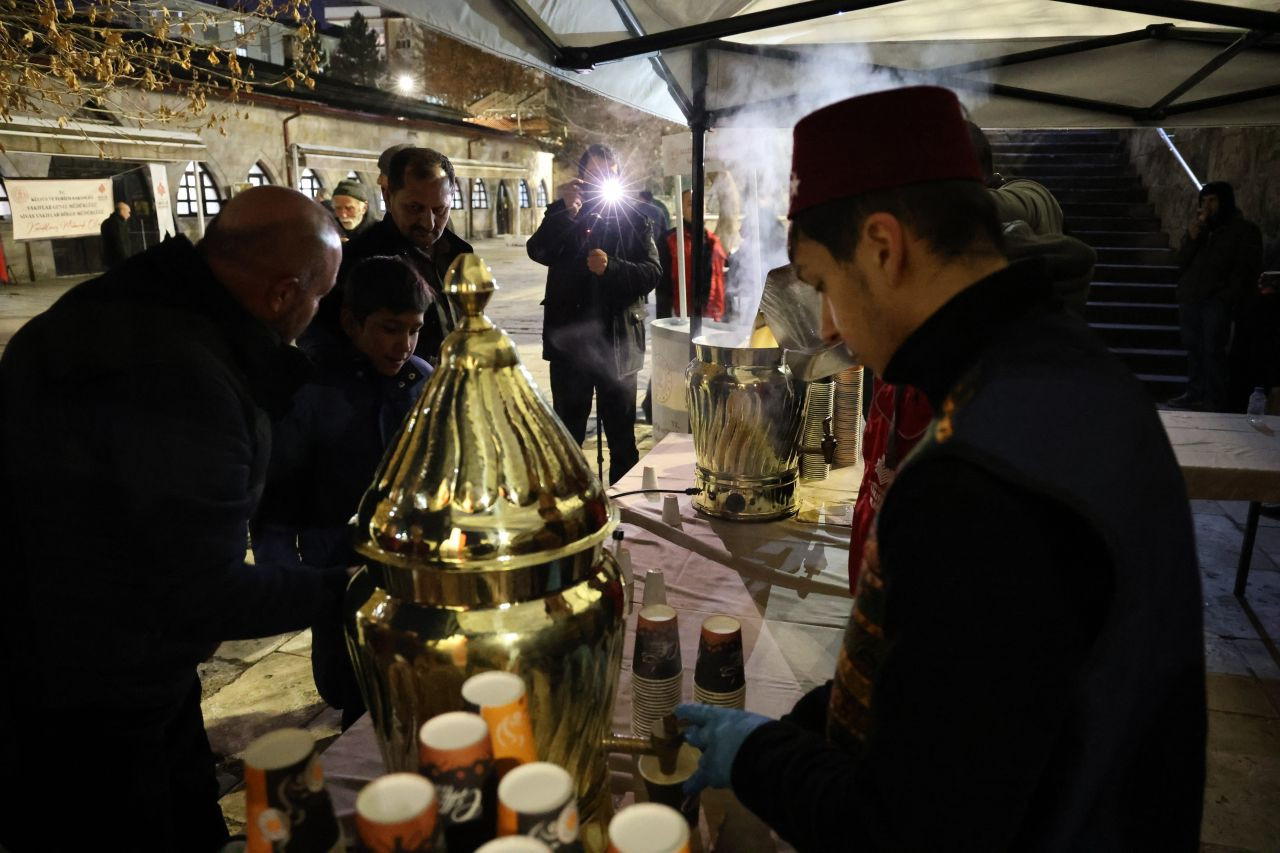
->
xmin=696 ymin=42 xmax=991 ymax=328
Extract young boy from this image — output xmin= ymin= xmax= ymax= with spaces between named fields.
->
xmin=254 ymin=255 xmax=432 ymax=728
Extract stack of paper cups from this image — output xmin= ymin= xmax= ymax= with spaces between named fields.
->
xmin=692 ymin=615 xmax=745 ymax=709
xmin=799 ymin=378 xmax=835 ymax=481
xmin=832 ymin=366 xmax=863 ymax=468
xmin=631 ymin=604 xmax=683 ymax=737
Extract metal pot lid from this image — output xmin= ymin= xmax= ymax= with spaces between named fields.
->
xmin=352 ymin=253 xmax=616 ymax=573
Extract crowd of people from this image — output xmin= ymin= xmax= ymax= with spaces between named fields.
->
xmin=3 ymin=85 xmax=1275 ymax=851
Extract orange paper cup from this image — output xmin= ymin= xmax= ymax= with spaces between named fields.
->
xmin=496 ymin=762 xmax=579 ymax=851
xmin=418 ymin=712 xmax=493 ymax=828
xmin=462 ymin=671 xmax=538 ymax=773
xmin=355 ymin=773 xmax=439 ymax=853
xmin=607 ymin=803 xmax=690 ymax=853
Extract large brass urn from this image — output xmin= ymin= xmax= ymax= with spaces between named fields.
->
xmin=345 ymin=255 xmax=625 ymax=833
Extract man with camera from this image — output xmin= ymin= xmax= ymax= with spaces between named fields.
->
xmin=527 ymin=144 xmax=660 ymax=484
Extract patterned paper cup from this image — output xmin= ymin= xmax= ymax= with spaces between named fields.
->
xmin=244 ymin=728 xmax=341 ymax=853
xmin=355 ymin=773 xmax=439 ymax=853
xmin=462 ymin=671 xmax=539 ymax=775
xmin=633 ymin=605 xmax=682 ymax=680
xmin=637 ymin=743 xmax=702 ymax=830
xmin=476 ymin=838 xmax=554 ymax=852
xmin=497 ymin=762 xmax=580 ymax=852
xmin=607 ymin=803 xmax=691 ymax=853
xmin=693 ymin=615 xmax=745 ymax=693
xmin=418 ymin=712 xmax=493 ymax=828
xmin=691 ymin=684 xmax=746 ymax=709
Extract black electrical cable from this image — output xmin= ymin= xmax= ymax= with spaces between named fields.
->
xmin=608 ymin=487 xmax=701 ymax=499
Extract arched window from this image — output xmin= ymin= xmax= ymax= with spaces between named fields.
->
xmin=471 ymin=178 xmax=489 ymax=210
xmin=298 ymin=168 xmax=324 ymax=199
xmin=0 ymin=178 xmax=9 ymax=219
xmin=518 ymin=179 xmax=530 ymax=209
xmin=246 ymin=163 xmax=271 ymax=187
xmin=346 ymin=170 xmax=361 ymax=181
xmin=536 ymin=180 xmax=548 ymax=207
xmin=176 ymin=161 xmax=221 ymax=217
xmin=451 ymin=178 xmax=464 ymax=211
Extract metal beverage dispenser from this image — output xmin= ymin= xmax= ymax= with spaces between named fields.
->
xmin=344 ymin=254 xmax=626 ymax=842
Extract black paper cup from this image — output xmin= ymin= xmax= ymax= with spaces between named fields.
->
xmin=633 ymin=605 xmax=682 ymax=680
xmin=693 ymin=615 xmax=744 ymax=693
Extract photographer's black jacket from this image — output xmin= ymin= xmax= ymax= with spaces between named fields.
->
xmin=527 ymin=198 xmax=660 ymax=378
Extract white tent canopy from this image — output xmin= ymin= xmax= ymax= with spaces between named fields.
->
xmin=379 ymin=0 xmax=1280 ymax=127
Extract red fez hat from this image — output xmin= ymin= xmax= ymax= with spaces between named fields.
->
xmin=788 ymin=86 xmax=983 ymax=218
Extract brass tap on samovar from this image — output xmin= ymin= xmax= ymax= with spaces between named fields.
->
xmin=344 ymin=254 xmax=626 ymax=844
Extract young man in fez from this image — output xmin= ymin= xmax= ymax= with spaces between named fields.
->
xmin=676 ymin=87 xmax=1205 ymax=851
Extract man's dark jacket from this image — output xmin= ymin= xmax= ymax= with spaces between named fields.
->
xmin=303 ymin=218 xmax=473 ymax=366
xmin=0 ymin=236 xmax=347 ymax=711
xmin=734 ymin=261 xmax=1206 ymax=852
xmin=1176 ymin=210 xmax=1263 ymax=308
xmin=100 ymin=211 xmax=131 ymax=269
xmin=527 ymin=198 xmax=659 ymax=377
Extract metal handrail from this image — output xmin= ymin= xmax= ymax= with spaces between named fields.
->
xmin=1156 ymin=128 xmax=1202 ymax=189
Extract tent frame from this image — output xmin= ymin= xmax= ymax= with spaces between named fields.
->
xmin=487 ymin=0 xmax=1279 ymax=334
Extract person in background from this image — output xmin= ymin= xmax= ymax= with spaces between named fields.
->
xmin=331 ymin=179 xmax=374 ymax=242
xmin=100 ymin=200 xmax=133 ymax=269
xmin=0 ymin=186 xmax=347 ymax=852
xmin=303 ymin=147 xmax=472 ymax=368
xmin=254 ymin=255 xmax=431 ymax=730
xmin=657 ymin=188 xmax=727 ymax=322
xmin=676 ymin=86 xmax=1204 ymax=852
xmin=1169 ymin=181 xmax=1263 ymax=412
xmin=527 ymin=144 xmax=660 ymax=484
xmin=638 ymin=188 xmax=670 ymax=237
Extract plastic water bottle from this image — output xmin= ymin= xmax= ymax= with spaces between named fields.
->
xmin=1247 ymin=387 xmax=1267 ymax=417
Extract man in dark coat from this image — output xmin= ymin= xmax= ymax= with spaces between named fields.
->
xmin=331 ymin=178 xmax=374 ymax=242
xmin=527 ymin=144 xmax=660 ymax=483
xmin=677 ymin=87 xmax=1205 ymax=852
xmin=1169 ymin=181 xmax=1263 ymax=411
xmin=100 ymin=200 xmax=133 ymax=268
xmin=302 ymin=147 xmax=472 ymax=368
xmin=0 ymin=186 xmax=348 ymax=853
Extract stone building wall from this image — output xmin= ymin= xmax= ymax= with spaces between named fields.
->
xmin=1127 ymin=126 xmax=1280 ymax=257
xmin=0 ymin=91 xmax=554 ymax=282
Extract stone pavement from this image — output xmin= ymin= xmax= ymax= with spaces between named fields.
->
xmin=1 ymin=240 xmax=1277 ymax=850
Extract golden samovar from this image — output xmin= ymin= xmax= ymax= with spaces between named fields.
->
xmin=345 ymin=254 xmax=625 ymax=845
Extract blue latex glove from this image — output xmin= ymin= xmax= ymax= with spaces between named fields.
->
xmin=675 ymin=703 xmax=773 ymax=794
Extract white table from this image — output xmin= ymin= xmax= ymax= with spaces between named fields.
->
xmin=1159 ymin=411 xmax=1280 ymax=596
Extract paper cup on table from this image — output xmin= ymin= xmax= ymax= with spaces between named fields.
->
xmin=462 ymin=671 xmax=538 ymax=775
xmin=355 ymin=773 xmax=439 ymax=853
xmin=608 ymin=803 xmax=692 ymax=853
xmin=637 ymin=743 xmax=702 ymax=831
xmin=244 ymin=728 xmax=341 ymax=852
xmin=641 ymin=569 xmax=667 ymax=607
xmin=693 ymin=615 xmax=745 ymax=705
xmin=496 ymin=762 xmax=579 ymax=851
xmin=633 ymin=605 xmax=681 ymax=680
xmin=418 ymin=712 xmax=493 ymax=829
xmin=477 ymin=838 xmax=554 ymax=852
xmin=661 ymin=494 xmax=682 ymax=527
xmin=642 ymin=465 xmax=659 ymax=496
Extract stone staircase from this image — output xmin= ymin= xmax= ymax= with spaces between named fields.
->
xmin=991 ymin=131 xmax=1185 ymax=400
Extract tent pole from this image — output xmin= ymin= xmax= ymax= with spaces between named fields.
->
xmin=674 ymin=174 xmax=688 ymax=320
xmin=690 ymin=46 xmax=708 ymax=348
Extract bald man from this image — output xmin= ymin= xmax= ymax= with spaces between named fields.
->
xmin=0 ymin=186 xmax=347 ymax=852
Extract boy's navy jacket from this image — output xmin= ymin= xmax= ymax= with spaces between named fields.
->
xmin=253 ymin=345 xmax=432 ymax=571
